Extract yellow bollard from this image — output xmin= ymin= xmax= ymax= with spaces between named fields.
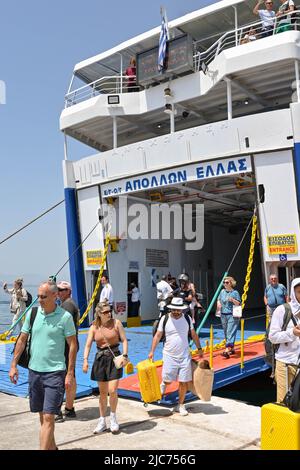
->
xmin=266 ymin=306 xmax=270 ymax=330
xmin=209 ymin=324 xmax=214 ymax=369
xmin=240 ymin=319 xmax=245 ymax=370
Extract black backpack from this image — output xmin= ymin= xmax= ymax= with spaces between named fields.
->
xmin=25 ymin=291 xmax=33 ymax=308
xmin=12 ymin=307 xmax=38 ymax=368
xmin=265 ymin=303 xmax=297 ymax=378
xmin=152 ymin=312 xmax=192 ymax=343
xmin=283 ymin=364 xmax=300 ymax=412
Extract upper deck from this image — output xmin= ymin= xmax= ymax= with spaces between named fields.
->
xmin=60 ymin=0 xmax=300 ymax=153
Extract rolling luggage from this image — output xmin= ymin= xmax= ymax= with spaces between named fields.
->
xmin=261 ymin=403 xmax=300 ymax=450
xmin=137 ymin=359 xmax=162 ymax=404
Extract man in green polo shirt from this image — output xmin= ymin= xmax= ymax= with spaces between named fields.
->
xmin=9 ymin=281 xmax=77 ymax=451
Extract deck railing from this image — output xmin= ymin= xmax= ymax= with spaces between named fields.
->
xmin=194 ymin=12 xmax=300 ymax=72
xmin=65 ymin=75 xmax=140 ymax=107
xmin=65 ymin=12 xmax=300 ymax=108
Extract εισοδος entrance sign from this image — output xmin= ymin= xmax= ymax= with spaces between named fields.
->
xmin=86 ymin=250 xmax=103 ymax=265
xmin=267 ymin=234 xmax=297 ymax=255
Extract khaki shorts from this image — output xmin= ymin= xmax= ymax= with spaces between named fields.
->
xmin=275 ymin=360 xmax=297 ymax=403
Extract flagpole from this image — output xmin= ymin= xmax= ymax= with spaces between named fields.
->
xmin=160 ymin=5 xmax=169 ymax=39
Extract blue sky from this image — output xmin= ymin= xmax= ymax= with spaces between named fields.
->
xmin=0 ymin=0 xmax=213 ymax=285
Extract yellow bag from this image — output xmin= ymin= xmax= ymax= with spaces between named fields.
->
xmin=137 ymin=359 xmax=162 ymax=403
xmin=188 ymin=360 xmax=214 ymax=401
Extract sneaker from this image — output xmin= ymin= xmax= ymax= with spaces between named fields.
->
xmin=55 ymin=411 xmax=65 ymax=423
xmin=222 ymin=351 xmax=230 ymax=359
xmin=93 ymin=418 xmax=107 ymax=434
xmin=110 ymin=414 xmax=120 ymax=433
xmin=64 ymin=407 xmax=76 ymax=418
xmin=229 ymin=349 xmax=236 ymax=356
xmin=178 ymin=405 xmax=189 ymax=416
xmin=160 ymin=382 xmax=166 ymax=396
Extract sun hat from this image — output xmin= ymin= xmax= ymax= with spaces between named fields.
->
xmin=168 ymin=297 xmax=187 ymax=310
xmin=57 ymin=281 xmax=71 ymax=290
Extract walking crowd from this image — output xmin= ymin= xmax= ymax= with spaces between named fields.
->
xmin=5 ymin=266 xmax=300 ymax=449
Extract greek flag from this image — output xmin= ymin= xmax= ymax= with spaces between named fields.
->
xmin=158 ymin=7 xmax=169 ymax=72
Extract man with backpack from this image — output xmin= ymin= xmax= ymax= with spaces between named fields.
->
xmin=269 ymin=278 xmax=300 ymax=403
xmin=8 ymin=280 xmax=77 ymax=450
xmin=149 ymin=297 xmax=203 ymax=416
xmin=264 ymin=274 xmax=289 ymax=320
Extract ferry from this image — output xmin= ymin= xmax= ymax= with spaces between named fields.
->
xmin=60 ymin=0 xmax=300 ymax=331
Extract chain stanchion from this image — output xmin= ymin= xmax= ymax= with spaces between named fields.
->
xmin=78 ymin=200 xmax=115 ymax=326
xmin=241 ymin=215 xmax=257 ymax=311
xmin=240 ymin=318 xmax=245 ymax=370
xmin=209 ymin=324 xmax=214 ymax=369
xmin=78 ymin=230 xmax=111 ymax=326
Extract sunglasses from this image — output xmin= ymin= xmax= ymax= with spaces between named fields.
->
xmin=37 ymin=294 xmax=48 ymax=299
xmin=58 ymin=288 xmax=68 ymax=292
xmin=223 ymin=281 xmax=230 ymax=284
xmin=100 ymin=310 xmax=111 ymax=315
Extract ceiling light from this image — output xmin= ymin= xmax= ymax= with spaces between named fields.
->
xmin=164 ymin=103 xmax=173 ymax=114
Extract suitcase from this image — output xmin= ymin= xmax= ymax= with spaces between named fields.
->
xmin=137 ymin=359 xmax=162 ymax=404
xmin=261 ymin=403 xmax=300 ymax=450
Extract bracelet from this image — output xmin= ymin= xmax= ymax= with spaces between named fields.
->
xmin=83 ymin=357 xmax=88 ymax=360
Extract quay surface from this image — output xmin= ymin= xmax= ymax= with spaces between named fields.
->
xmin=0 ymin=392 xmax=261 ymax=450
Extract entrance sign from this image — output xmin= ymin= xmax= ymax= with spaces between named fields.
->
xmin=86 ymin=250 xmax=102 ymax=266
xmin=267 ymin=234 xmax=298 ymax=255
xmin=102 ymin=155 xmax=251 ymax=198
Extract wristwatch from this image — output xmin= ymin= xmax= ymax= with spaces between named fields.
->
xmin=123 ymin=354 xmax=128 ymax=358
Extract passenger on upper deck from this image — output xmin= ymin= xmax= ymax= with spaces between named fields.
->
xmin=253 ymin=0 xmax=276 ymax=37
xmin=276 ymin=0 xmax=295 ymax=32
xmin=125 ymin=57 xmax=137 ymax=93
xmin=240 ymin=27 xmax=257 ymax=43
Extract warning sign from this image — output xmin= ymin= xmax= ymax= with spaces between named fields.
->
xmin=86 ymin=250 xmax=102 ymax=266
xmin=267 ymin=234 xmax=298 ymax=255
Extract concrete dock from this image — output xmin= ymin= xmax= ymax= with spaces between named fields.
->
xmin=0 ymin=392 xmax=261 ymax=450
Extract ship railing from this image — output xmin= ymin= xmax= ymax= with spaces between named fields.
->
xmin=194 ymin=11 xmax=300 ymax=72
xmin=65 ymin=75 xmax=140 ymax=108
xmin=65 ymin=12 xmax=300 ymax=108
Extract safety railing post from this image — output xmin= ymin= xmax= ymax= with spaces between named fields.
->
xmin=209 ymin=324 xmax=214 ymax=369
xmin=240 ymin=318 xmax=245 ymax=370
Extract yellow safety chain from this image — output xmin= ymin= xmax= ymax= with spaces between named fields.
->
xmin=241 ymin=215 xmax=257 ymax=310
xmin=78 ymin=231 xmax=111 ymax=326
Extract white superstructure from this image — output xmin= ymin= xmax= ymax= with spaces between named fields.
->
xmin=60 ymin=0 xmax=300 ymax=324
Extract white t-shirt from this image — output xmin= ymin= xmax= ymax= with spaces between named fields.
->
xmin=156 ymin=280 xmax=173 ymax=301
xmin=131 ymin=287 xmax=140 ymax=302
xmin=258 ymin=9 xmax=275 ymax=28
xmin=158 ymin=313 xmax=194 ymax=359
xmin=100 ymin=283 xmax=114 ymax=304
xmin=243 ymin=34 xmax=257 ymax=41
xmin=269 ymin=304 xmax=300 ymax=364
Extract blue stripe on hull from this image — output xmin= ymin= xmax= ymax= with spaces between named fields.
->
xmin=294 ymin=142 xmax=300 ymax=208
xmin=64 ymin=188 xmax=88 ymax=326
